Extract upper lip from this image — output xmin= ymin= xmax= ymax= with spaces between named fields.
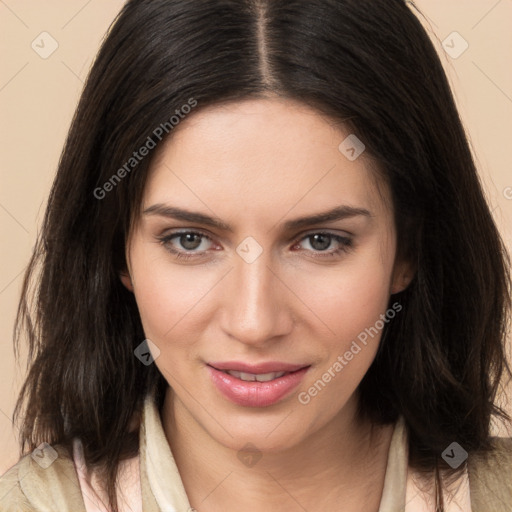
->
xmin=208 ymin=361 xmax=310 ymax=374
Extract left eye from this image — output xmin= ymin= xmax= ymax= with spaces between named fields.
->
xmin=296 ymin=233 xmax=347 ymax=252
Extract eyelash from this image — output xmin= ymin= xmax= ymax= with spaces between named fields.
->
xmin=156 ymin=230 xmax=353 ymax=261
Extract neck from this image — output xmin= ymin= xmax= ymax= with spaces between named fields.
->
xmin=161 ymin=387 xmax=394 ymax=512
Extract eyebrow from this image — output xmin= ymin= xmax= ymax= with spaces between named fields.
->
xmin=142 ymin=204 xmax=372 ymax=232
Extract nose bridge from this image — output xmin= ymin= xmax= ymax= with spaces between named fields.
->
xmin=221 ymin=245 xmax=290 ymax=344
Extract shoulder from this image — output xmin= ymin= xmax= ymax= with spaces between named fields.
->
xmin=0 ymin=457 xmax=32 ymax=511
xmin=0 ymin=444 xmax=86 ymax=512
xmin=468 ymin=436 xmax=512 ymax=510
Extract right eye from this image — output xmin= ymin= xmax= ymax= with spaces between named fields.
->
xmin=156 ymin=230 xmax=216 ymax=260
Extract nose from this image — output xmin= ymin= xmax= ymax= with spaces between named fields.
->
xmin=219 ymin=250 xmax=294 ymax=347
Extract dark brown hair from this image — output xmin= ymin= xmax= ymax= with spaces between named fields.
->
xmin=13 ymin=0 xmax=511 ymax=510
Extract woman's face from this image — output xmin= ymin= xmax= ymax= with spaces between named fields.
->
xmin=124 ymin=97 xmax=411 ymax=452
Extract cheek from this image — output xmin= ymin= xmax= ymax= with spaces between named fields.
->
xmin=130 ymin=243 xmax=215 ymax=341
xmin=291 ymin=249 xmax=394 ymax=344
xmin=298 ymin=264 xmax=393 ymax=417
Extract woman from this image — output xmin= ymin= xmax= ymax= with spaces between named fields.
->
xmin=1 ymin=0 xmax=511 ymax=511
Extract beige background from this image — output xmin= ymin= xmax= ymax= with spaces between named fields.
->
xmin=1 ymin=1 xmax=511 ymax=475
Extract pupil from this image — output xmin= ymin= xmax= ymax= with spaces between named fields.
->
xmin=182 ymin=233 xmax=201 ymax=250
xmin=311 ymin=234 xmax=330 ymax=251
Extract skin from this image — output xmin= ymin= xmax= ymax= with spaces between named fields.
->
xmin=122 ymin=97 xmax=413 ymax=511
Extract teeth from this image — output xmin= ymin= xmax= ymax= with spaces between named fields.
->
xmin=225 ymin=370 xmax=287 ymax=382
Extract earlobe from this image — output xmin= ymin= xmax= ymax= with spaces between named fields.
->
xmin=120 ymin=271 xmax=134 ymax=292
xmin=390 ymin=261 xmax=415 ymax=294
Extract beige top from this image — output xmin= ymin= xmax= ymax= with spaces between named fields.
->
xmin=1 ymin=392 xmax=511 ymax=511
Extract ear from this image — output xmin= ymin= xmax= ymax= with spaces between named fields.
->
xmin=390 ymin=259 xmax=415 ymax=295
xmin=120 ymin=271 xmax=134 ymax=292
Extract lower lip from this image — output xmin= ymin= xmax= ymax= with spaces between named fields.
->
xmin=207 ymin=365 xmax=310 ymax=407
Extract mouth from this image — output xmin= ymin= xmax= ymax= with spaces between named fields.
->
xmin=218 ymin=369 xmax=291 ymax=382
xmin=206 ymin=361 xmax=311 ymax=407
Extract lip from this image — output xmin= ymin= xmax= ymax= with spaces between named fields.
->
xmin=207 ymin=362 xmax=310 ymax=407
xmin=208 ymin=361 xmax=308 ymax=373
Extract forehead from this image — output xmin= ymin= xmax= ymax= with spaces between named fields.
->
xmin=143 ymin=98 xmax=391 ymax=223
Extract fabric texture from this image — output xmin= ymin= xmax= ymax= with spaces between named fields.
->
xmin=1 ymin=391 xmax=511 ymax=511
